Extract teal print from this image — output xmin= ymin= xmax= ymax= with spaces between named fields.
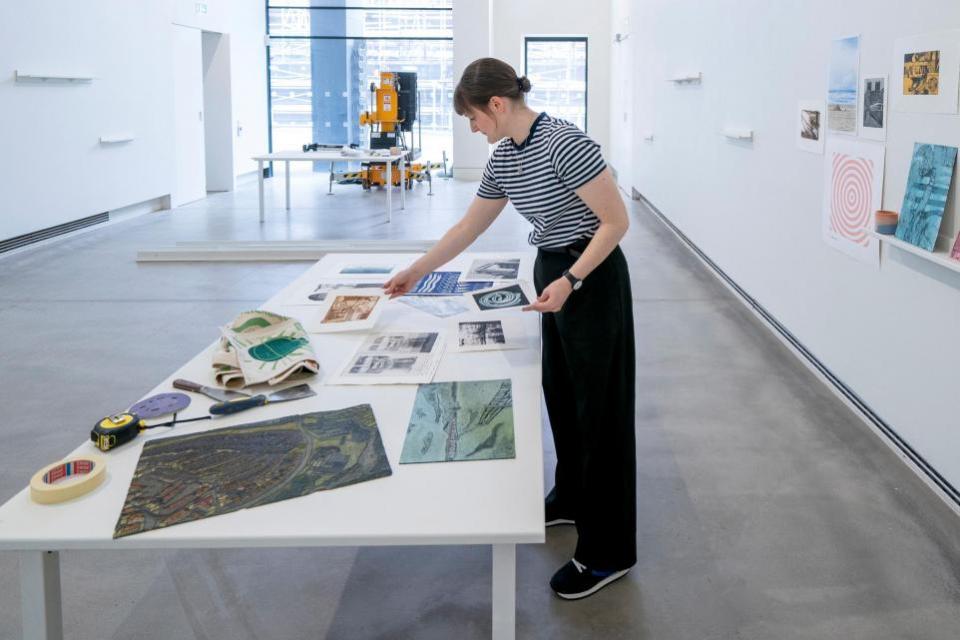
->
xmin=400 ymin=379 xmax=515 ymax=464
xmin=896 ymin=143 xmax=958 ymax=251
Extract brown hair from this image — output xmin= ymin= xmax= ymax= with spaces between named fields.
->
xmin=453 ymin=57 xmax=531 ymax=116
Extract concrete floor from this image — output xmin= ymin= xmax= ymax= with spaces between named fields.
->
xmin=1 ymin=172 xmax=959 ymax=639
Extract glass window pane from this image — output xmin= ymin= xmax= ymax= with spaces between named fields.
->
xmin=269 ymin=36 xmax=454 ymax=165
xmin=269 ymin=7 xmax=452 ymax=38
xmin=525 ymin=39 xmax=587 ymax=132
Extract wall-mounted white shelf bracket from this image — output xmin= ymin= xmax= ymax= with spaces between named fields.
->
xmin=15 ymin=71 xmax=93 ymax=84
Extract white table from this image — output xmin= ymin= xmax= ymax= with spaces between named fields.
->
xmin=252 ymin=151 xmax=406 ymax=223
xmin=0 ymin=252 xmax=544 ymax=640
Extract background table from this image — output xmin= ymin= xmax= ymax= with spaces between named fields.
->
xmin=0 ymin=252 xmax=544 ymax=640
xmin=252 ymin=151 xmax=406 ymax=223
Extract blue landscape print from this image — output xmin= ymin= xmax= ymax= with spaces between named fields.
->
xmin=827 ymin=36 xmax=860 ymax=133
xmin=896 ymin=143 xmax=958 ymax=251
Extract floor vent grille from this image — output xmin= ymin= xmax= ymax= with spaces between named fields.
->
xmin=0 ymin=212 xmax=109 ymax=255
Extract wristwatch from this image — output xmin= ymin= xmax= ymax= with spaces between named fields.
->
xmin=562 ymin=269 xmax=583 ymax=291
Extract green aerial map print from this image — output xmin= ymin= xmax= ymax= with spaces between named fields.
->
xmin=114 ymin=405 xmax=391 ymax=538
xmin=400 ymin=379 xmax=515 ymax=464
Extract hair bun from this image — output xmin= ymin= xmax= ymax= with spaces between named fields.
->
xmin=518 ymin=76 xmax=532 ymax=93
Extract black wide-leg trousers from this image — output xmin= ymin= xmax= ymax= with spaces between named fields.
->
xmin=535 ymin=245 xmax=637 ymax=571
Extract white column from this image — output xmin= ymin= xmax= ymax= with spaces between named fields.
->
xmin=20 ymin=551 xmax=63 ymax=640
xmin=491 ymin=544 xmax=516 ymax=640
xmin=451 ymin=0 xmax=493 ymax=181
xmin=257 ymin=160 xmax=265 ymax=222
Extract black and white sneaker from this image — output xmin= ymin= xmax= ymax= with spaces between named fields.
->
xmin=545 ymin=499 xmax=575 ymax=527
xmin=549 ymin=559 xmax=631 ymax=600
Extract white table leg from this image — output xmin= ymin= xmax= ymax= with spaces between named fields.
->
xmin=491 ymin=544 xmax=516 ymax=640
xmin=257 ymin=160 xmax=265 ymax=223
xmin=386 ymin=160 xmax=392 ymax=223
xmin=285 ymin=161 xmax=291 ymax=210
xmin=400 ymin=157 xmax=406 ymax=210
xmin=20 ymin=551 xmax=63 ymax=640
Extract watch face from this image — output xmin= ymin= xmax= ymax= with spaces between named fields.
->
xmin=573 ymin=280 xmax=582 ymax=290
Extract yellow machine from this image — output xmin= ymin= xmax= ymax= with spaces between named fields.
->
xmin=359 ymin=71 xmax=404 ymax=146
xmin=342 ymin=71 xmax=446 ymax=192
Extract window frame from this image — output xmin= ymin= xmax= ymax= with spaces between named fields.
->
xmin=523 ymin=35 xmax=589 ymax=134
xmin=264 ymin=2 xmax=454 ymax=162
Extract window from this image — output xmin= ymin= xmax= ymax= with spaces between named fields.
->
xmin=266 ymin=1 xmax=453 ymax=167
xmin=524 ymin=37 xmax=588 ymax=133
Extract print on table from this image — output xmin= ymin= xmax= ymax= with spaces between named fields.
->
xmin=406 ymin=271 xmax=492 ymax=296
xmin=362 ymin=332 xmax=439 ymax=354
xmin=471 ymin=283 xmax=530 ymax=311
xmin=339 ymin=265 xmax=394 ymax=275
xmin=114 ymin=406 xmax=391 ymax=538
xmin=349 ymin=355 xmax=417 ymax=375
xmin=464 ymin=258 xmax=521 ymax=281
xmin=328 ymin=331 xmax=446 ymax=385
xmin=400 ymin=379 xmax=515 ymax=464
xmin=896 ymin=143 xmax=958 ymax=251
xmin=308 ymin=282 xmax=382 ymax=302
xmin=322 ymin=295 xmax=381 ymax=324
xmin=398 ymin=296 xmax=471 ymax=318
xmin=459 ymin=321 xmax=506 ymax=347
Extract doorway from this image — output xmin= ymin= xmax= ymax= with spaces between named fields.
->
xmin=171 ymin=25 xmax=234 ymax=207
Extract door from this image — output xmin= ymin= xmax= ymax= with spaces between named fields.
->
xmin=172 ymin=24 xmax=206 ymax=206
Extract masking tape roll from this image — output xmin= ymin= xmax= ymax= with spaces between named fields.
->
xmin=30 ymin=456 xmax=106 ymax=505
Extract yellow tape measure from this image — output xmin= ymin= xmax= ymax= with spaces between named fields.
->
xmin=91 ymin=413 xmax=143 ymax=452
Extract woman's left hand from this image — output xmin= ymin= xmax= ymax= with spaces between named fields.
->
xmin=523 ymin=278 xmax=572 ymax=313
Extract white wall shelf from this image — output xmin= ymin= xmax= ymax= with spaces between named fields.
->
xmin=869 ymin=230 xmax=960 ymax=274
xmin=99 ymin=135 xmax=135 ymax=144
xmin=722 ymin=127 xmax=754 ymax=141
xmin=669 ymin=72 xmax=702 ymax=84
xmin=14 ymin=71 xmax=93 ymax=84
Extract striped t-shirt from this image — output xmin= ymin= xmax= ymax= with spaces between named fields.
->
xmin=477 ymin=112 xmax=606 ymax=248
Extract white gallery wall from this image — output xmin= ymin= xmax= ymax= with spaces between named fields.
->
xmin=490 ymin=0 xmax=612 ymax=154
xmin=620 ymin=0 xmax=960 ymax=488
xmin=0 ymin=0 xmax=267 ymax=241
xmin=451 ymin=0 xmax=612 ymax=178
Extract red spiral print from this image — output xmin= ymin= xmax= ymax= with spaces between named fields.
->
xmin=830 ymin=154 xmax=874 ymax=246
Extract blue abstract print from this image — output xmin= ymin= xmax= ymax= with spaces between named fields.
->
xmin=896 ymin=143 xmax=958 ymax=251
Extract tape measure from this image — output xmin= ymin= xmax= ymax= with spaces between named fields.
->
xmin=91 ymin=413 xmax=143 ymax=452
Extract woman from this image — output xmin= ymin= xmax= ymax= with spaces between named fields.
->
xmin=384 ymin=58 xmax=636 ymax=600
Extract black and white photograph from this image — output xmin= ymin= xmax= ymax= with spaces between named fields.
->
xmin=797 ymin=100 xmax=826 ymax=154
xmin=859 ymin=75 xmax=888 ymax=141
xmin=452 ymin=316 xmax=526 ymax=352
xmin=348 ymin=355 xmax=417 ymax=375
xmin=801 ymin=109 xmax=820 ymax=140
xmin=862 ymin=77 xmax=885 ymax=128
xmin=463 ymin=258 xmax=521 ymax=281
xmin=459 ymin=320 xmax=506 ymax=347
xmin=469 ymin=283 xmax=531 ymax=311
xmin=364 ymin=332 xmax=440 ymax=354
xmin=327 ymin=331 xmax=446 ymax=385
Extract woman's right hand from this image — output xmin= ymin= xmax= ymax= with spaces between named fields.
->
xmin=383 ymin=266 xmax=426 ymax=298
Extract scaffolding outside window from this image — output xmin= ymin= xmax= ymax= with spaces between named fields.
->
xmin=266 ymin=1 xmax=453 ymax=168
xmin=524 ymin=37 xmax=588 ymax=134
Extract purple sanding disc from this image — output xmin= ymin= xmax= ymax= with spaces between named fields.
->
xmin=130 ymin=392 xmax=191 ymax=419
